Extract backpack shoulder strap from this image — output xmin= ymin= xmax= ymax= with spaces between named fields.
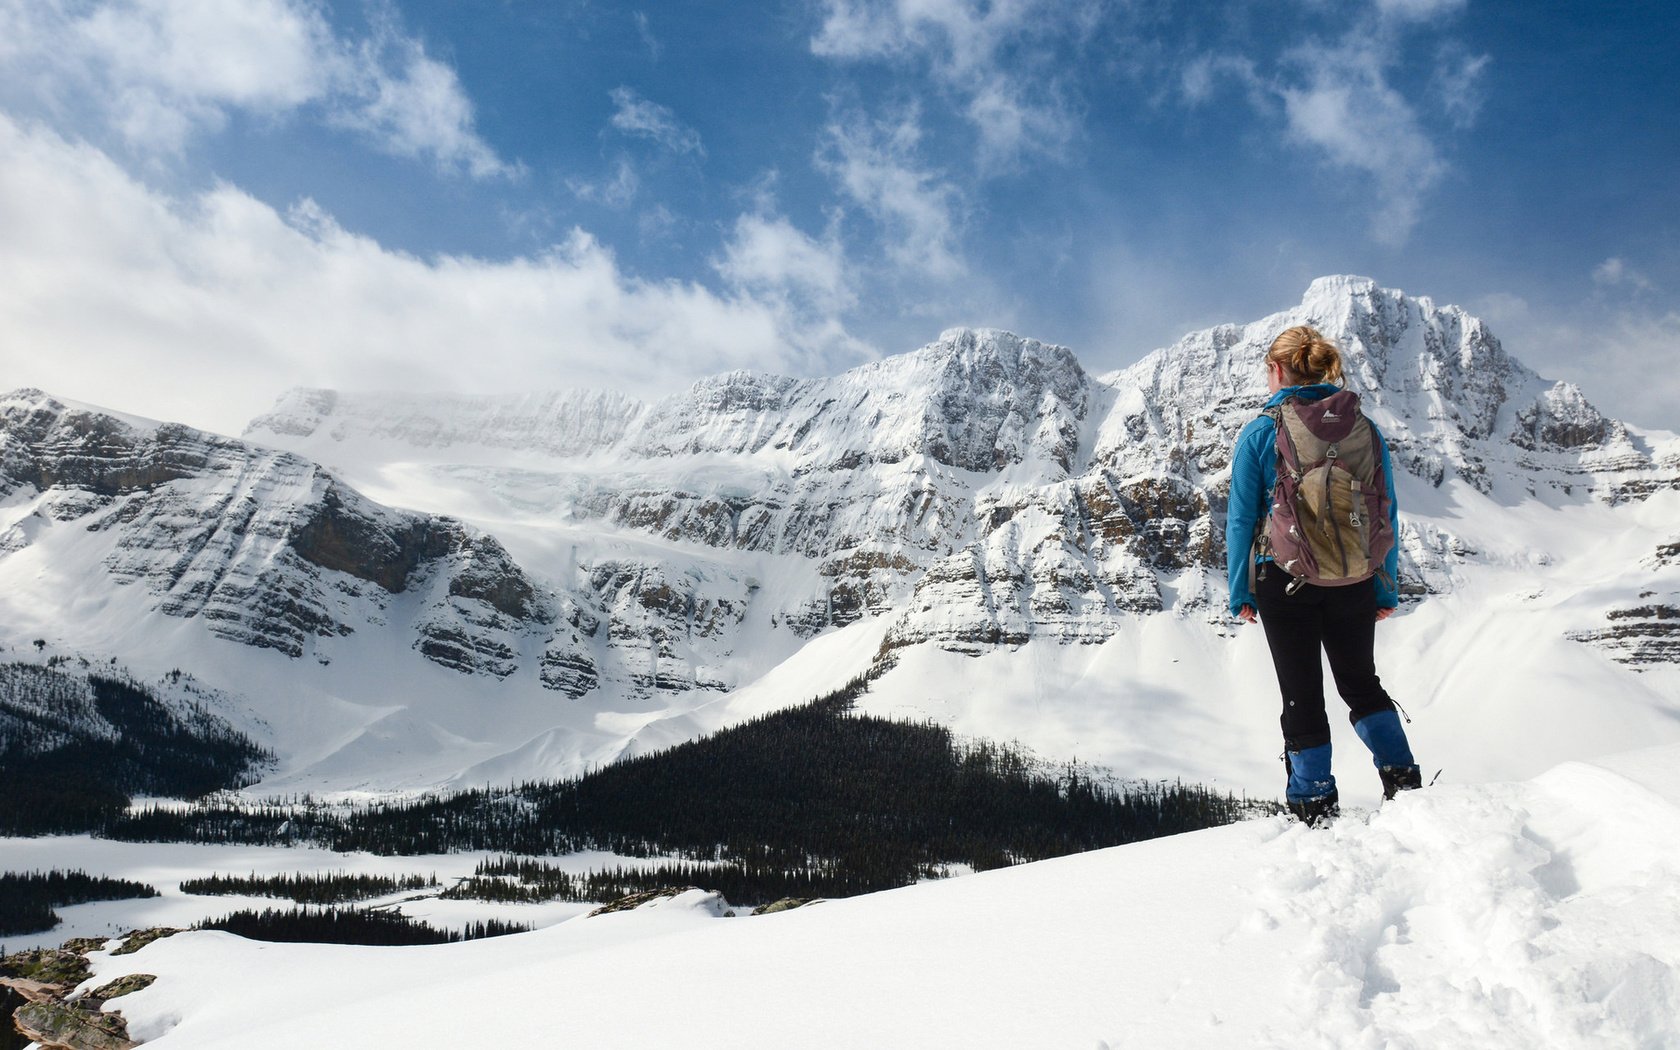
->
xmin=1267 ymin=398 xmax=1305 ymax=479
xmin=1248 ymin=404 xmax=1287 ymax=595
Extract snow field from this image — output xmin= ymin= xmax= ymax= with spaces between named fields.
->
xmin=50 ymin=745 xmax=1680 ymax=1049
xmin=0 ymin=838 xmax=693 ymax=950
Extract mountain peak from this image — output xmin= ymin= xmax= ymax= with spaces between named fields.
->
xmin=935 ymin=325 xmax=1027 ymax=348
xmin=1302 ymin=273 xmax=1380 ymax=299
xmin=928 ymin=327 xmax=1080 ymax=376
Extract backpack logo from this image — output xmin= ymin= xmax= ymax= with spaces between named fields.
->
xmin=1254 ymin=390 xmax=1394 ymax=593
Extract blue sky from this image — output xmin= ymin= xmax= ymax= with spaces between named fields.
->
xmin=1 ymin=0 xmax=1676 ymax=435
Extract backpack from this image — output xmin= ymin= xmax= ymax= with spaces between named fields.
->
xmin=1253 ymin=389 xmax=1395 ymax=594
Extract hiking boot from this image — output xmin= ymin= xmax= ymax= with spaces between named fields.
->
xmin=1378 ymin=764 xmax=1423 ymax=800
xmin=1287 ymin=790 xmax=1340 ymax=828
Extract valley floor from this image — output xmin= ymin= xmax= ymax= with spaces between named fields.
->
xmin=19 ymin=743 xmax=1680 ymax=1048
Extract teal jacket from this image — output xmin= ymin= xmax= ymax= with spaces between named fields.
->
xmin=1225 ymin=384 xmax=1401 ymax=616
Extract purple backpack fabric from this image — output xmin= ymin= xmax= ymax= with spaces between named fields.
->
xmin=1257 ymin=389 xmax=1395 ymax=592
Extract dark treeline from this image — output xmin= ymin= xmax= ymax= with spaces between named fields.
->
xmin=443 ymin=855 xmax=914 ymax=905
xmin=198 ymin=906 xmax=529 ymax=946
xmin=108 ymin=676 xmax=1269 ymax=903
xmin=0 ymin=663 xmax=273 ymax=835
xmin=180 ymin=871 xmax=439 ymax=905
xmin=0 ymin=869 xmax=160 ymax=936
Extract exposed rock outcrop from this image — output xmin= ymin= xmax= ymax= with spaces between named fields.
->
xmin=1 ymin=936 xmax=164 ymax=1050
xmin=13 ymin=998 xmax=138 ymax=1050
xmin=586 ymin=887 xmax=734 ymax=917
xmin=1569 ymin=599 xmax=1680 ymax=668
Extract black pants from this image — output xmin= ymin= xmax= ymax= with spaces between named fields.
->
xmin=1253 ymin=569 xmax=1396 ymax=751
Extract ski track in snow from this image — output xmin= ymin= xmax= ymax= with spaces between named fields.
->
xmin=32 ymin=746 xmax=1679 ymax=1050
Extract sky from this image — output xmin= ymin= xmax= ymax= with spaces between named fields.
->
xmin=0 ymin=0 xmax=1676 ymax=437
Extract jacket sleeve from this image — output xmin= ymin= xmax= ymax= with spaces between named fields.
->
xmin=1373 ymin=424 xmax=1401 ymax=608
xmin=1225 ymin=416 xmax=1272 ymax=616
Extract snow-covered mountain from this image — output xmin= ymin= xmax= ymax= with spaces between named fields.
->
xmin=4 ymin=276 xmax=1678 ymax=799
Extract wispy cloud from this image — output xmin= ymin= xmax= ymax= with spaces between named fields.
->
xmin=1278 ymin=35 xmax=1446 ymax=245
xmin=1180 ymin=53 xmax=1263 ymax=108
xmin=0 ymin=0 xmax=514 ymax=178
xmin=1523 ymin=306 xmax=1680 ymax=434
xmin=567 ymin=155 xmax=640 ymax=208
xmin=1374 ymin=0 xmax=1468 ymax=22
xmin=1593 ymin=257 xmax=1654 ymax=294
xmin=609 ymin=87 xmax=703 ymax=157
xmin=1432 ymin=42 xmax=1490 ymax=129
xmin=1475 ymin=277 xmax=1678 ymax=432
xmin=716 ymin=213 xmax=854 ymax=315
xmin=0 ymin=115 xmax=867 ymax=436
xmin=332 ymin=10 xmax=515 ymax=180
xmin=633 ymin=11 xmax=661 ymax=61
xmin=817 ymin=109 xmax=965 ymax=280
xmin=714 ymin=210 xmax=872 ymax=365
xmin=1181 ymin=2 xmax=1481 ymax=247
xmin=810 ymin=0 xmax=1093 ymax=168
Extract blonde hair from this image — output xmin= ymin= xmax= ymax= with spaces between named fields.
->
xmin=1267 ymin=325 xmax=1344 ymax=385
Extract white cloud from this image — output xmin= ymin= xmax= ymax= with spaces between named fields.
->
xmin=634 ymin=11 xmax=661 ymax=61
xmin=1593 ymin=257 xmax=1654 ymax=293
xmin=714 ymin=212 xmax=874 ymax=365
xmin=0 ymin=0 xmax=513 ymax=177
xmin=638 ymin=203 xmax=680 ymax=243
xmin=333 ymin=16 xmax=515 ymax=180
xmin=1374 ymin=0 xmax=1467 ymax=23
xmin=1277 ymin=36 xmax=1447 ymax=245
xmin=810 ymin=0 xmax=1090 ymax=167
xmin=1468 ymin=291 xmax=1531 ymax=329
xmin=717 ymin=213 xmax=854 ymax=314
xmin=1472 ymin=285 xmax=1679 ymax=432
xmin=818 ymin=111 xmax=965 ymax=280
xmin=1525 ymin=308 xmax=1680 ymax=433
xmin=567 ymin=156 xmax=640 ymax=208
xmin=1181 ymin=53 xmax=1263 ymax=108
xmin=0 ymin=115 xmax=867 ymax=436
xmin=1593 ymin=309 xmax=1680 ymax=429
xmin=1178 ymin=6 xmax=1483 ymax=248
xmin=609 ymin=87 xmax=703 ymax=157
xmin=1432 ymin=44 xmax=1490 ymax=129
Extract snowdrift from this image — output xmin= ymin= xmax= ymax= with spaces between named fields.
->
xmin=72 ymin=744 xmax=1680 ymax=1049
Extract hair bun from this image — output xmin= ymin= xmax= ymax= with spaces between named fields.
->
xmin=1268 ymin=325 xmax=1344 ymax=385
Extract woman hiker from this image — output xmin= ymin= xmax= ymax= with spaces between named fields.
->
xmin=1226 ymin=325 xmax=1424 ymax=826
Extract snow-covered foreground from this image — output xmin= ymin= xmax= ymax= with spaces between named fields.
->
xmin=58 ymin=744 xmax=1680 ymax=1049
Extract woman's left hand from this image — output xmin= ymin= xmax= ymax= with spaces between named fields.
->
xmin=1375 ymin=607 xmax=1396 ymax=622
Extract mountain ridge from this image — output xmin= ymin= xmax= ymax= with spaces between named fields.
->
xmin=4 ymin=275 xmax=1678 ymax=795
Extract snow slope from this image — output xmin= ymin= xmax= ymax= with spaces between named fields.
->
xmin=64 ymin=744 xmax=1680 ymax=1049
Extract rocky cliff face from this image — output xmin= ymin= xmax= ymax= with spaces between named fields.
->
xmin=0 ymin=392 xmax=776 ymax=703
xmin=239 ymin=280 xmax=1680 ymax=668
xmin=0 ymin=391 xmax=554 ymax=673
xmin=250 ymin=328 xmax=1102 ymax=647
xmin=880 ymin=278 xmax=1679 ymax=653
